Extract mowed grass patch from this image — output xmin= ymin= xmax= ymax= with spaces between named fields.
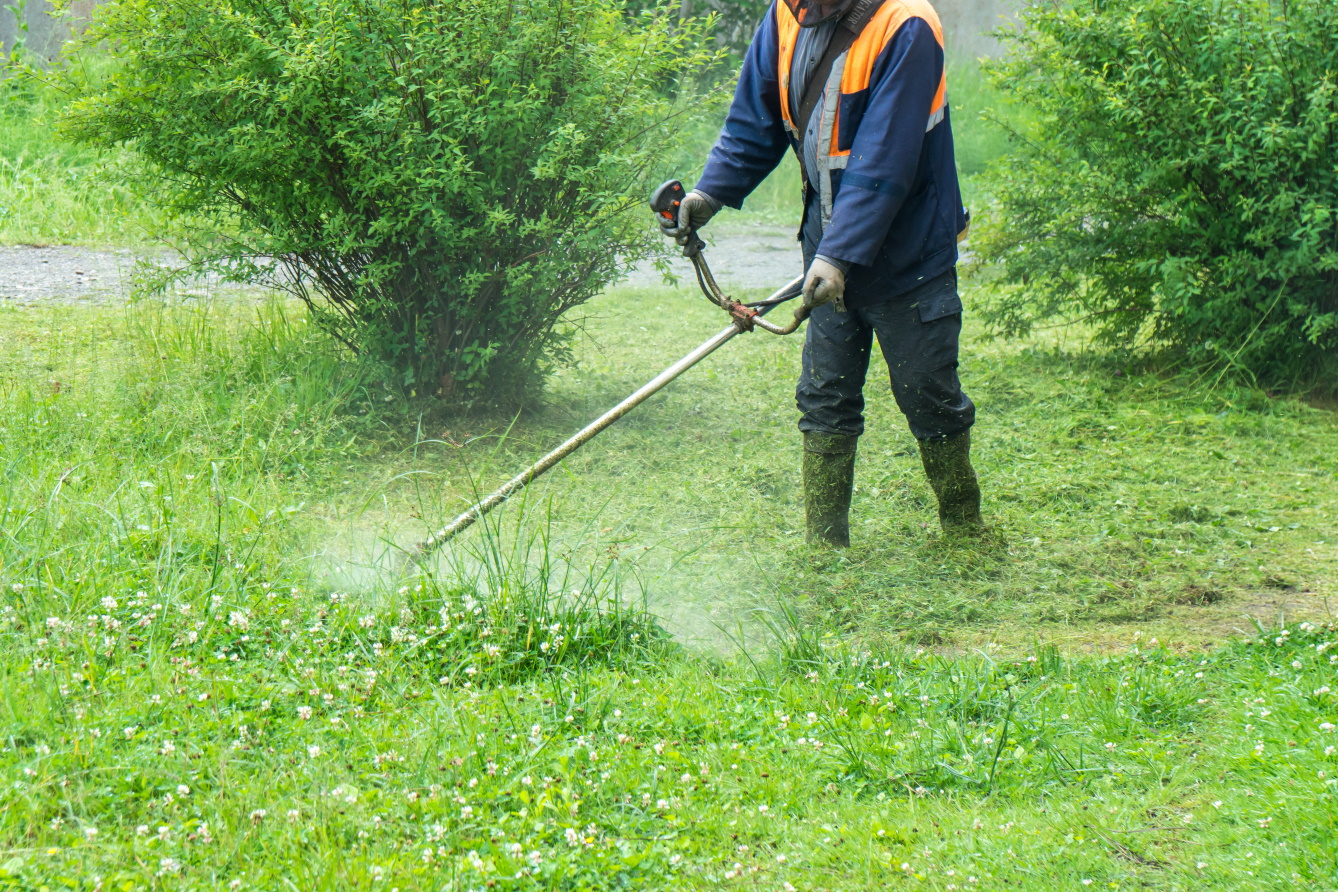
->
xmin=1 ymin=293 xmax=1337 ymax=889
xmin=309 ymin=281 xmax=1335 ymax=650
xmin=2 ymin=285 xmax=1334 ymax=648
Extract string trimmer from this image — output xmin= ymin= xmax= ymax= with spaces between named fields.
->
xmin=403 ymin=180 xmax=810 ymax=564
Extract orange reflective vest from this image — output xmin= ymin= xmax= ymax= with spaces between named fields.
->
xmin=696 ymin=0 xmax=966 ymax=295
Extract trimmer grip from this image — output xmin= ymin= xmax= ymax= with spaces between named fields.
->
xmin=650 ymin=179 xmax=687 ymax=227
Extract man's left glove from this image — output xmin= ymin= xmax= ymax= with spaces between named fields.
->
xmin=801 ymin=256 xmax=848 ymax=313
xmin=659 ymin=189 xmax=721 ymax=244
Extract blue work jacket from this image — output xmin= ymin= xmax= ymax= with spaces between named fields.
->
xmin=695 ymin=0 xmax=967 ymax=298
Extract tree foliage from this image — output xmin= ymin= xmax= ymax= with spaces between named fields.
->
xmin=627 ymin=0 xmax=771 ymax=61
xmin=977 ymin=0 xmax=1338 ymax=385
xmin=59 ymin=0 xmax=719 ymax=404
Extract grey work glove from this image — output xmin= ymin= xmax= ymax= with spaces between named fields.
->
xmin=659 ymin=189 xmax=720 ymax=245
xmin=801 ymin=256 xmax=847 ymax=313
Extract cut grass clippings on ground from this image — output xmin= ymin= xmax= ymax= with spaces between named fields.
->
xmin=1 ymin=283 xmax=1336 ymax=888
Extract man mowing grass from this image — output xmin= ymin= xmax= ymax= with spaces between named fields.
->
xmin=660 ymin=0 xmax=982 ymax=546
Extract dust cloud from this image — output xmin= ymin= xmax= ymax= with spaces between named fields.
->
xmin=304 ymin=495 xmax=781 ymax=654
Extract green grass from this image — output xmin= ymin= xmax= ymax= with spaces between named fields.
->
xmin=1 ymin=286 xmax=1336 ymax=889
xmin=0 ymin=71 xmax=163 ymax=247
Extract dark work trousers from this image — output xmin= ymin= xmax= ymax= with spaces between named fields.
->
xmin=795 ymin=262 xmax=976 ymax=443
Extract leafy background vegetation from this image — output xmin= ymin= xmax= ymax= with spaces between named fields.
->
xmin=0 ymin=59 xmax=162 ymax=246
xmin=55 ymin=0 xmax=722 ymax=405
xmin=977 ymin=0 xmax=1338 ymax=389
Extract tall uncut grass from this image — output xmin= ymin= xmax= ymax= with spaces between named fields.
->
xmin=0 ymin=59 xmax=163 ymax=246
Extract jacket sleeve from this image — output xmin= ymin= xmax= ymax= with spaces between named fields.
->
xmin=693 ymin=5 xmax=791 ymax=209
xmin=815 ymin=16 xmax=943 ymax=267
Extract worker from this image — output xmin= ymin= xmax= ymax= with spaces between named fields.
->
xmin=659 ymin=0 xmax=983 ymax=546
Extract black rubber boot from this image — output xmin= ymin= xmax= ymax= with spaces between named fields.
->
xmin=803 ymin=431 xmax=857 ymax=548
xmin=918 ymin=430 xmax=985 ymax=534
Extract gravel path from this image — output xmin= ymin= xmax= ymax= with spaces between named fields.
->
xmin=0 ymin=244 xmax=251 ymax=305
xmin=0 ymin=245 xmax=146 ymax=304
xmin=622 ymin=222 xmax=806 ymax=293
xmin=0 ymin=223 xmax=807 ymax=305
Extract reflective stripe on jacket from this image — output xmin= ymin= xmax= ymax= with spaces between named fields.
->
xmin=695 ymin=0 xmax=966 ymax=297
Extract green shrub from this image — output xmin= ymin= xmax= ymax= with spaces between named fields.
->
xmin=976 ymin=0 xmax=1338 ymax=386
xmin=57 ymin=0 xmax=717 ymax=405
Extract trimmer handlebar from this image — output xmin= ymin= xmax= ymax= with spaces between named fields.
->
xmin=651 ymin=178 xmax=807 ymax=336
xmin=650 ymin=178 xmax=706 ymax=257
xmin=649 ymin=179 xmax=686 ymax=226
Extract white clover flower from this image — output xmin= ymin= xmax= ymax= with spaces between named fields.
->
xmin=297 ymin=706 xmax=313 ymax=720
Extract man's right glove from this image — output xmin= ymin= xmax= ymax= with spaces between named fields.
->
xmin=659 ymin=189 xmax=720 ymax=244
xmin=801 ymin=255 xmax=848 ymax=313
